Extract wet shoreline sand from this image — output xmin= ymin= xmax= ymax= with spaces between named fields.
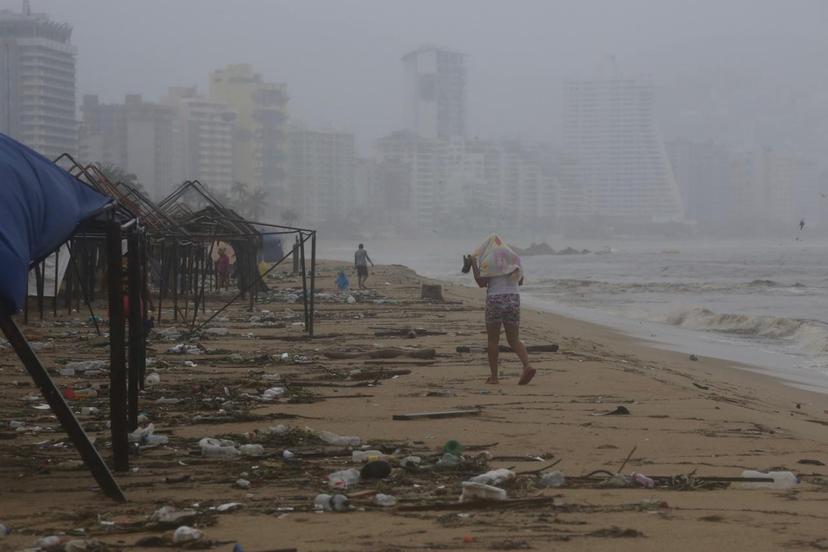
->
xmin=1 ymin=261 xmax=828 ymax=551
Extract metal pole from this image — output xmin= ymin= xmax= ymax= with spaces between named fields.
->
xmin=65 ymin=242 xmax=101 ymax=336
xmin=106 ymin=221 xmax=129 ymax=472
xmin=0 ymin=311 xmax=126 ymax=502
xmin=126 ymin=228 xmax=142 ymax=431
xmin=309 ymin=231 xmax=316 ymax=337
xmin=299 ymin=233 xmax=309 ymax=331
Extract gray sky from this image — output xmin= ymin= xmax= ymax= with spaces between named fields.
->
xmin=4 ymin=0 xmax=828 ymax=158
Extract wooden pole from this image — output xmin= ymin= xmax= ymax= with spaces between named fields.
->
xmin=126 ymin=228 xmax=143 ymax=431
xmin=309 ymin=231 xmax=316 ymax=337
xmin=300 ymin=234 xmax=309 ymax=331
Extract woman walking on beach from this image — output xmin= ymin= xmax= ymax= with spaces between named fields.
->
xmin=464 ymin=235 xmax=536 ymax=385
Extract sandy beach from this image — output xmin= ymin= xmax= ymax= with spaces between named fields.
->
xmin=2 ymin=261 xmax=828 ymax=552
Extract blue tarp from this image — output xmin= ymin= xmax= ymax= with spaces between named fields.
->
xmin=0 ymin=133 xmax=112 ymax=313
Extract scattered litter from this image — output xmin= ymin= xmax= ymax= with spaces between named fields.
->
xmin=460 ymin=482 xmax=507 ymax=502
xmin=393 ymin=409 xmax=481 ymax=421
xmin=314 ymin=493 xmax=349 ymax=512
xmin=215 ymin=502 xmax=243 ymax=513
xmin=594 ymin=406 xmax=631 ymax=416
xmin=144 ymin=372 xmax=161 ymax=386
xmin=374 ymin=493 xmax=397 ymax=507
xmin=199 ymin=437 xmax=241 ymax=458
xmin=328 ymin=468 xmax=360 ymax=489
xmin=235 ymin=478 xmax=251 ymax=489
xmin=352 ymin=450 xmax=384 ymax=463
xmin=469 ymin=468 xmax=515 ymax=487
xmin=239 ymin=444 xmax=264 ymax=457
xmin=262 ymin=387 xmax=286 ymax=400
xmin=172 ymin=526 xmax=203 ymax=544
xmin=737 ymin=470 xmax=798 ymax=490
xmin=316 ymin=429 xmax=361 ymax=447
xmin=539 ymin=470 xmax=566 ymax=488
xmin=203 ymin=327 xmax=229 ymax=336
xmin=360 ymin=460 xmax=391 ymax=480
xmin=631 ymin=472 xmax=655 ymax=488
xmin=436 ymin=453 xmax=460 ymax=467
xmin=167 ymin=343 xmax=200 ymax=355
xmin=129 ymin=424 xmax=168 ymax=446
xmin=401 ymin=456 xmax=422 ymax=469
xmin=151 ymin=506 xmax=197 ymax=526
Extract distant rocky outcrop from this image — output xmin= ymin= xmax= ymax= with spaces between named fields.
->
xmin=513 ymin=242 xmax=591 ymax=256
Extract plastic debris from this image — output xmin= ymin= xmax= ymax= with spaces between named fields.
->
xmin=460 ymin=482 xmax=507 ymax=502
xmin=239 ymin=444 xmax=264 ymax=457
xmin=316 ymin=429 xmax=361 ymax=447
xmin=374 ymin=493 xmax=397 ymax=507
xmin=199 ymin=437 xmax=241 ymax=458
xmin=360 ymin=460 xmax=392 ymax=480
xmin=235 ymin=478 xmax=251 ymax=489
xmin=262 ymin=387 xmax=286 ymax=400
xmin=436 ymin=453 xmax=460 ymax=467
xmin=151 ymin=506 xmax=197 ymax=526
xmin=144 ymin=372 xmax=161 ymax=386
xmin=631 ymin=472 xmax=655 ymax=488
xmin=215 ymin=502 xmax=243 ymax=513
xmin=469 ymin=468 xmax=515 ymax=487
xmin=539 ymin=470 xmax=566 ymax=488
xmin=172 ymin=526 xmax=203 ymax=543
xmin=352 ymin=450 xmax=384 ymax=463
xmin=737 ymin=470 xmax=799 ymax=489
xmin=328 ymin=468 xmax=360 ymax=489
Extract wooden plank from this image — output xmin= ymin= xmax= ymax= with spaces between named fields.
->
xmin=393 ymin=409 xmax=482 ymax=421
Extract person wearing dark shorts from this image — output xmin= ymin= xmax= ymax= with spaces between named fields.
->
xmin=470 ymin=257 xmax=535 ymax=385
xmin=354 ymin=244 xmax=374 ymax=289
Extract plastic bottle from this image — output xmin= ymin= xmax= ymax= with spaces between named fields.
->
xmin=314 ymin=493 xmax=333 ymax=511
xmin=374 ymin=493 xmax=397 ymax=507
xmin=539 ymin=470 xmax=566 ymax=488
xmin=469 ymin=468 xmax=515 ymax=487
xmin=172 ymin=526 xmax=203 ymax=543
xmin=327 ymin=468 xmax=361 ymax=489
xmin=73 ymin=387 xmax=98 ymax=400
xmin=316 ymin=430 xmax=361 ymax=447
xmin=199 ymin=437 xmax=241 ymax=458
xmin=460 ymin=482 xmax=507 ymax=502
xmin=352 ymin=450 xmax=384 ymax=463
xmin=738 ymin=470 xmax=798 ymax=490
xmin=239 ymin=444 xmax=264 ymax=457
xmin=631 ymin=472 xmax=655 ymax=488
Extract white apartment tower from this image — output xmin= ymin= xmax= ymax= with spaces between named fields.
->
xmin=562 ymin=65 xmax=683 ymax=223
xmin=162 ymin=87 xmax=236 ymax=195
xmin=402 ymin=47 xmax=466 ymax=140
xmin=0 ymin=3 xmax=77 ymax=158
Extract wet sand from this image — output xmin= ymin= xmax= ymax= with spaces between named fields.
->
xmin=1 ymin=262 xmax=828 ymax=551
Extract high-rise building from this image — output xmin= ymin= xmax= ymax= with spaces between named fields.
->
xmin=209 ymin=64 xmax=288 ymax=198
xmin=666 ymin=140 xmax=731 ymax=227
xmin=162 ymin=87 xmax=236 ymax=195
xmin=0 ymin=4 xmax=77 ymax=158
xmin=562 ymin=66 xmax=683 ymax=223
xmin=79 ymin=94 xmax=176 ymax=199
xmin=284 ymin=124 xmax=355 ymax=225
xmin=402 ymin=47 xmax=466 ymax=140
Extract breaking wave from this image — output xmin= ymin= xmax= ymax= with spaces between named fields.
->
xmin=527 ymin=278 xmax=809 ymax=295
xmin=665 ymin=306 xmax=828 ymax=355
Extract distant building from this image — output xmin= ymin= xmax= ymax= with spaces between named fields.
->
xmin=666 ymin=139 xmax=731 ymax=227
xmin=79 ymin=94 xmax=176 ymax=199
xmin=0 ymin=4 xmax=77 ymax=158
xmin=730 ymin=148 xmax=817 ymax=231
xmin=562 ymin=66 xmax=683 ymax=224
xmin=209 ymin=64 xmax=288 ymax=198
xmin=162 ymin=87 xmax=236 ymax=195
xmin=402 ymin=47 xmax=466 ymax=140
xmin=284 ymin=124 xmax=355 ymax=225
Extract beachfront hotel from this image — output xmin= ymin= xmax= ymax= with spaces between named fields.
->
xmin=0 ymin=2 xmax=77 ymax=159
xmin=562 ymin=61 xmax=684 ymax=224
xmin=402 ymin=46 xmax=467 ymax=141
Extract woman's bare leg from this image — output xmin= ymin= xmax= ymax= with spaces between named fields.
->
xmin=504 ymin=322 xmax=535 ymax=384
xmin=486 ymin=322 xmax=501 ymax=383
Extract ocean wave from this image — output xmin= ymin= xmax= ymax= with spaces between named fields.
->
xmin=665 ymin=306 xmax=828 ymax=354
xmin=526 ymin=278 xmax=810 ymax=295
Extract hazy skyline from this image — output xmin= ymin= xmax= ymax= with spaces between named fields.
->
xmin=3 ymin=0 xmax=827 ymax=159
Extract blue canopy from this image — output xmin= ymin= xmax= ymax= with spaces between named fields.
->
xmin=0 ymin=133 xmax=112 ymax=313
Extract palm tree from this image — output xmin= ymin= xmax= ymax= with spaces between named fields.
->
xmin=99 ymin=162 xmax=145 ymax=195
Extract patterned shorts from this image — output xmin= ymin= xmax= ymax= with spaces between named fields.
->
xmin=485 ymin=293 xmax=520 ymax=325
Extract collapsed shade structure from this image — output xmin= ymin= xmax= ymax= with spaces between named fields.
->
xmin=0 ymin=133 xmax=111 ymax=312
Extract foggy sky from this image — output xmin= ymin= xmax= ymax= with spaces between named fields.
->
xmin=3 ymin=0 xmax=827 ymax=160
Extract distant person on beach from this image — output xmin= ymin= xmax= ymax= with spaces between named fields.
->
xmin=216 ymin=248 xmax=231 ymax=290
xmin=354 ymin=244 xmax=374 ymax=289
xmin=463 ymin=235 xmax=536 ymax=385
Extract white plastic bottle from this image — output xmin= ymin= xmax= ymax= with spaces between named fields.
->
xmin=738 ymin=470 xmax=798 ymax=490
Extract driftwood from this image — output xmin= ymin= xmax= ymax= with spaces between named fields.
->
xmin=363 ymin=359 xmax=436 ymax=366
xmin=398 ymin=496 xmax=554 ymax=512
xmin=456 ymin=344 xmax=559 ymax=353
xmin=350 ymin=368 xmax=412 ymax=380
xmin=374 ymin=328 xmax=447 ymax=337
xmin=393 ymin=408 xmax=482 ymax=421
xmin=324 ymin=348 xmax=436 ymax=360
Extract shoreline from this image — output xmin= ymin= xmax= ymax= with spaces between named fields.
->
xmin=1 ymin=260 xmax=827 ymax=551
